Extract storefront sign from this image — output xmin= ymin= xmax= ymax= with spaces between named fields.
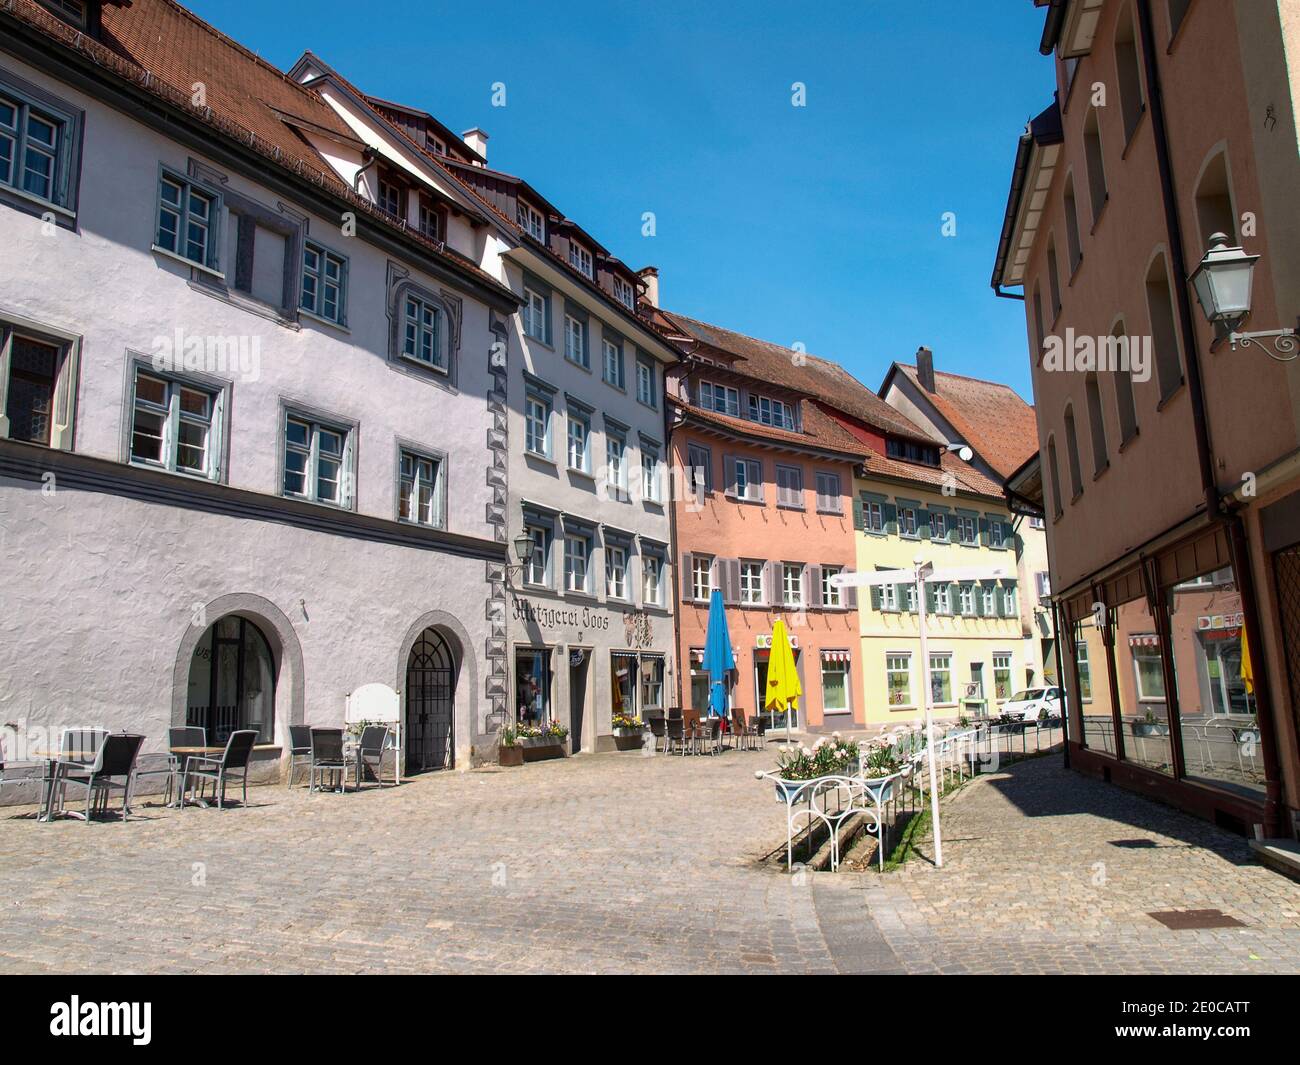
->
xmin=511 ymin=596 xmax=612 ymax=634
xmin=756 ymin=634 xmax=799 ymax=650
xmin=1197 ymin=613 xmax=1244 ymax=632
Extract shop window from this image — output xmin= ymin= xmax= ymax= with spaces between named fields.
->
xmin=1165 ymin=563 xmax=1264 ymax=799
xmin=929 ymin=653 xmax=953 ymax=705
xmin=639 ymin=655 xmax=665 ymax=714
xmin=515 ymin=649 xmax=552 ymax=725
xmin=993 ymin=653 xmax=1013 ymax=701
xmin=820 ymin=653 xmax=851 ymax=715
xmin=887 ymin=654 xmax=913 ymax=709
xmin=1113 ymin=599 xmax=1174 ymax=775
xmin=611 ymin=651 xmax=637 ymax=718
xmin=1075 ymin=614 xmax=1117 ymax=755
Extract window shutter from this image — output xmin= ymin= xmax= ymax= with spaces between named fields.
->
xmin=723 ymin=559 xmax=741 ymax=605
xmin=766 ymin=561 xmax=781 ymax=604
xmin=800 ymin=565 xmax=812 ymax=606
xmin=884 ymin=502 xmax=898 ymax=535
xmin=844 ymin=581 xmax=858 ymax=610
xmin=852 ymin=495 xmax=864 ymax=530
xmin=681 ymin=552 xmax=694 ymax=601
xmin=925 ymin=583 xmax=937 ymax=614
xmin=1003 ymin=580 xmax=1018 ymax=618
xmin=979 ymin=517 xmax=990 ymax=547
xmin=917 ymin=508 xmax=932 ymax=540
xmin=809 ymin=565 xmax=823 ymax=607
xmin=870 ymin=584 xmax=882 ymax=612
xmin=724 ymin=454 xmax=737 ymax=498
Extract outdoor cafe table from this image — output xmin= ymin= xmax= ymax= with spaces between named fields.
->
xmin=170 ymin=745 xmax=230 ymax=807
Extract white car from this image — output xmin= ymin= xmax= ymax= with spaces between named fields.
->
xmin=1001 ymin=687 xmax=1065 ymax=723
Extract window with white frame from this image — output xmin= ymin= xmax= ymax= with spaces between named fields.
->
xmin=516 ymin=200 xmax=544 ymax=241
xmin=887 ymin=654 xmax=913 ymax=707
xmin=905 ymin=584 xmax=918 ymax=612
xmin=563 ymin=313 xmax=588 ymax=368
xmin=959 ymin=583 xmax=975 ymax=616
xmin=568 ymin=243 xmax=593 ymax=278
xmin=525 ymin=522 xmax=551 ymax=586
xmin=1029 ymin=516 xmax=1045 ymax=529
xmin=993 ymin=653 xmax=1013 ymax=700
xmin=732 ymin=457 xmax=762 ymax=502
xmin=636 ymin=357 xmax=656 ymax=408
xmin=2 ymin=326 xmax=73 ymax=447
xmin=930 ymin=653 xmax=954 ymax=704
xmin=1002 ymin=584 xmax=1018 ymax=617
xmin=691 ymin=555 xmax=713 ymax=601
xmin=300 ymin=242 xmax=347 ymax=325
xmin=815 ymin=472 xmax=842 ymax=513
xmin=640 ymin=443 xmax=662 ymax=503
xmin=129 ymin=369 xmax=219 ymax=479
xmin=931 ymin=511 xmax=948 ymax=539
xmin=782 ymin=563 xmax=804 ymax=607
xmin=955 ymin=513 xmax=978 ymax=544
xmin=822 ymin=566 xmax=843 ymax=608
xmin=982 ymin=585 xmax=996 ymax=616
xmin=525 ymin=391 xmax=551 ymax=458
xmin=740 ymin=561 xmax=764 ymax=605
xmin=1076 ymin=640 xmax=1092 ymax=700
xmin=642 ymin=553 xmax=664 ymax=606
xmin=602 ymin=337 xmax=624 ymax=388
xmin=935 ymin=583 xmax=952 ymax=614
xmin=417 ymin=194 xmax=444 ymax=242
xmin=402 ymin=294 xmax=444 ymax=370
xmin=821 ymin=655 xmax=850 ymax=714
xmin=156 ymin=173 xmax=218 ymax=269
xmin=37 ymin=1 xmax=88 ymax=29
xmin=565 ymin=531 xmax=591 ymax=593
xmin=899 ymin=505 xmax=919 ymax=537
xmin=1134 ymin=644 xmax=1165 ymax=701
xmin=698 ymin=381 xmax=739 ymax=417
xmin=748 ymin=394 xmax=794 ymax=429
xmin=566 ymin=408 xmax=590 ymax=472
xmin=862 ymin=497 xmax=884 ymax=532
xmin=606 ymin=544 xmax=628 ymax=599
xmin=282 ymin=413 xmax=350 ymax=506
xmin=606 ymin=431 xmax=627 ymax=498
xmin=775 ymin=465 xmax=803 ymax=508
xmin=376 ymin=169 xmax=405 ymax=218
xmin=1036 ymin=571 xmax=1052 ymax=598
xmin=398 ymin=450 xmax=443 ymax=527
xmin=523 ymin=286 xmax=548 ymax=341
xmin=613 ymin=275 xmax=635 ymax=309
xmin=880 ymin=582 xmax=898 ymax=612
xmin=989 ymin=517 xmax=1006 ymax=547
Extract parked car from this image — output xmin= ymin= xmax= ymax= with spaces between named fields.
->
xmin=1001 ymin=687 xmax=1065 ymax=723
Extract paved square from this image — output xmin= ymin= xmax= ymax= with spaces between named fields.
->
xmin=1 ymin=749 xmax=1297 ymax=974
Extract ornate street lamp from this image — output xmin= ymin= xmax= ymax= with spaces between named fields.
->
xmin=512 ymin=531 xmax=534 ymax=567
xmin=1189 ymin=233 xmax=1297 ymax=360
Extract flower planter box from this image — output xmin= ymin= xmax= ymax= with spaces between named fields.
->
xmin=498 ymin=745 xmax=524 ymax=767
xmin=1132 ymin=722 xmax=1169 ymax=737
xmin=613 ymin=728 xmax=644 ymax=751
xmin=521 ymin=739 xmax=565 ymax=762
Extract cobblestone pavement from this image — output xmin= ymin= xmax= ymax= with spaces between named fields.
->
xmin=1 ymin=748 xmax=1297 ymax=974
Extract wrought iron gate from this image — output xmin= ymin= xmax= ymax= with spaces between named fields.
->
xmin=405 ymin=629 xmax=455 ymax=771
xmin=1276 ymin=543 xmax=1300 ymax=724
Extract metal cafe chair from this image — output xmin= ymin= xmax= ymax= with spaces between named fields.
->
xmin=131 ymin=726 xmax=207 ymax=808
xmin=308 ymin=728 xmax=353 ymax=794
xmin=354 ymin=725 xmax=394 ymax=789
xmin=645 ymin=714 xmax=667 ymax=753
xmin=181 ymin=730 xmax=257 ymax=809
xmin=285 ymin=724 xmax=313 ymax=788
xmin=54 ymin=733 xmax=146 ymax=823
xmin=664 ymin=715 xmax=688 ymax=755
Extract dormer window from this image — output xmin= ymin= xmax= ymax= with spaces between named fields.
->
xmin=748 ymin=394 xmax=794 ymax=430
xmin=698 ymin=381 xmax=739 ymax=417
xmin=569 ymin=243 xmax=593 ymax=279
xmin=418 ymin=192 xmax=446 ymax=242
xmin=517 ymin=201 xmax=544 ymax=241
xmin=885 ymin=438 xmax=940 ymax=467
xmin=612 ymin=275 xmax=635 ymax=310
xmin=38 ymin=0 xmax=88 ymax=28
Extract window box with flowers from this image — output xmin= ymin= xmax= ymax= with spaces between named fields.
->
xmin=498 ymin=725 xmax=525 ymax=767
xmin=516 ymin=721 xmax=569 ymax=760
xmin=611 ymin=713 xmax=644 ymax=750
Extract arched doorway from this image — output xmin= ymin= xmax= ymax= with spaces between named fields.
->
xmin=405 ymin=628 xmax=456 ymax=771
xmin=187 ymin=615 xmax=276 ymax=743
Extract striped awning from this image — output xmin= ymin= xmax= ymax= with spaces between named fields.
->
xmin=1129 ymin=633 xmax=1160 ymax=648
xmin=821 ymin=649 xmax=851 ymax=663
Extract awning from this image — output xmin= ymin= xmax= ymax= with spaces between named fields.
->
xmin=1129 ymin=633 xmax=1160 ymax=648
xmin=820 ymin=650 xmax=851 ymax=663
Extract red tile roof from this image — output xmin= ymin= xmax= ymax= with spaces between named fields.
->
xmin=1 ymin=0 xmax=513 ymax=298
xmin=891 ymin=364 xmax=1040 ymax=480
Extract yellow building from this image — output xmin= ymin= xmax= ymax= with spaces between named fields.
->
xmin=852 ymin=463 xmax=1026 ymax=728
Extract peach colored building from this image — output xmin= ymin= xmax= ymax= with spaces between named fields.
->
xmin=660 ymin=313 xmax=865 ymax=732
xmin=995 ymin=0 xmax=1300 ymax=837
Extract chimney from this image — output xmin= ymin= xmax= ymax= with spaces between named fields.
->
xmin=461 ymin=127 xmax=488 ymax=164
xmin=637 ymin=266 xmax=659 ymax=308
xmin=916 ymin=346 xmax=936 ymax=393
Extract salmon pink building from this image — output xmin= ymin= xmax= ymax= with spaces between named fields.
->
xmin=661 ymin=313 xmax=864 ymax=732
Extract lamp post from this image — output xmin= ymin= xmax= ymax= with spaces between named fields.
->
xmin=1189 ymin=233 xmax=1297 ymax=361
xmin=505 ymin=530 xmax=535 ymax=587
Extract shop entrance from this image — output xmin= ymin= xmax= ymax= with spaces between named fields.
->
xmin=405 ymin=628 xmax=455 ymax=772
xmin=754 ymin=650 xmax=799 ymax=731
xmin=569 ymin=649 xmax=589 ymax=755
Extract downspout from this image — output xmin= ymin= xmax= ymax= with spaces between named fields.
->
xmin=1051 ymin=597 xmax=1070 ymax=769
xmin=353 ymin=146 xmax=378 ymax=196
xmin=1136 ymin=0 xmax=1283 ymax=834
xmin=666 ymin=348 xmax=702 ymax=710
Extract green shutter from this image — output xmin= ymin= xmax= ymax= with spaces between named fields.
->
xmin=884 ymin=502 xmax=898 ymax=536
xmin=917 ymin=508 xmax=932 ymax=540
xmin=853 ymin=495 xmax=864 ymax=530
xmin=979 ymin=517 xmax=990 ymax=547
xmin=870 ymin=585 xmax=882 ymax=612
xmin=925 ymin=583 xmax=937 ymax=614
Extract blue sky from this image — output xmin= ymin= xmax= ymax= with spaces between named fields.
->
xmin=189 ymin=0 xmax=1053 ymax=400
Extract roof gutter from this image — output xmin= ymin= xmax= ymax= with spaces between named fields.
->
xmin=1038 ymin=0 xmax=1068 ymax=56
